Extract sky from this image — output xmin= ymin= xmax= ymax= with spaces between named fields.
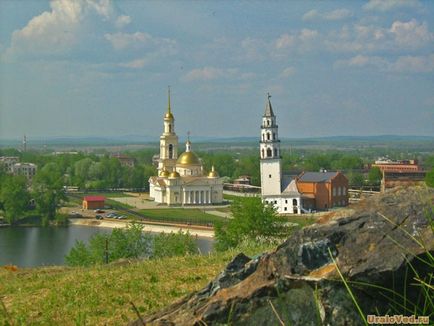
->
xmin=0 ymin=0 xmax=433 ymax=140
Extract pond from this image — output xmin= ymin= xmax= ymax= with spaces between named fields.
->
xmin=0 ymin=225 xmax=214 ymax=267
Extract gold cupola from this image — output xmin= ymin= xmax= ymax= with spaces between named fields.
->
xmin=159 ymin=169 xmax=170 ymax=177
xmin=208 ymin=165 xmax=219 ymax=178
xmin=176 ymin=134 xmax=201 ymax=166
xmin=169 ymin=171 xmax=180 ymax=178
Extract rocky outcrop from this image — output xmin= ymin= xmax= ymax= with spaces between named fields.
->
xmin=130 ymin=187 xmax=434 ymax=325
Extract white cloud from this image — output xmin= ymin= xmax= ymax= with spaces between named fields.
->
xmin=275 ymin=34 xmax=296 ymax=50
xmin=182 ymin=67 xmax=238 ymax=81
xmin=303 ymin=8 xmax=353 ymax=21
xmin=115 ymin=15 xmax=132 ymax=29
xmin=280 ymin=67 xmax=296 ymax=78
xmin=390 ymin=20 xmax=432 ymax=48
xmin=118 ymin=57 xmax=149 ymax=69
xmin=335 ymin=54 xmax=434 ymax=73
xmin=389 ymin=54 xmax=434 ymax=72
xmin=363 ymin=0 xmax=421 ymax=12
xmin=104 ymin=32 xmax=151 ymax=50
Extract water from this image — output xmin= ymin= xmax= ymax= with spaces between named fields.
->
xmin=0 ymin=225 xmax=214 ymax=267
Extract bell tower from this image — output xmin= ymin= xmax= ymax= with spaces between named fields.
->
xmin=260 ymin=93 xmax=282 ymax=196
xmin=158 ymin=87 xmax=179 ymax=173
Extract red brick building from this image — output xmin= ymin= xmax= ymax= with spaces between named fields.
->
xmin=296 ymin=171 xmax=349 ymax=210
xmin=381 ymin=171 xmax=426 ymax=192
xmin=372 ymin=159 xmax=421 ymax=173
xmin=82 ymin=196 xmax=106 ymax=210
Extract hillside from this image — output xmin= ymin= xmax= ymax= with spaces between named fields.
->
xmin=0 ymin=246 xmax=270 ymax=325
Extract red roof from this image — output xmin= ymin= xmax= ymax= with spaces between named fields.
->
xmin=83 ymin=196 xmax=106 ymax=202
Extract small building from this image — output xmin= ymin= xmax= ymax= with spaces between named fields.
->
xmin=12 ymin=162 xmax=37 ymax=181
xmin=82 ymin=196 xmax=106 ymax=210
xmin=234 ymin=175 xmax=252 ymax=185
xmin=111 ymin=153 xmax=136 ymax=168
xmin=296 ymin=171 xmax=349 ymax=210
xmin=372 ymin=158 xmax=421 ymax=173
xmin=381 ymin=171 xmax=426 ymax=192
xmin=0 ymin=156 xmax=20 ymax=173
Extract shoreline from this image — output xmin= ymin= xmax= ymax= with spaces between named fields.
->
xmin=69 ymin=218 xmax=215 ymax=238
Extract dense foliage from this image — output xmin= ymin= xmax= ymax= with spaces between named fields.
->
xmin=215 ymin=197 xmax=290 ymax=251
xmin=65 ymin=223 xmax=197 ymax=266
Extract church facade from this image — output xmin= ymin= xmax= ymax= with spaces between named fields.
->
xmin=148 ymin=89 xmax=224 ymax=206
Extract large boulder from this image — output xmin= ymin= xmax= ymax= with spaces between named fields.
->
xmin=130 ymin=187 xmax=434 ymax=325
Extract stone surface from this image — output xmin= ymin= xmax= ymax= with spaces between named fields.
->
xmin=130 ymin=187 xmax=434 ymax=326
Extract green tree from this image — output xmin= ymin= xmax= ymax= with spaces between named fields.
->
xmin=215 ymin=197 xmax=289 ymax=251
xmin=425 ymin=167 xmax=434 ymax=188
xmin=0 ymin=175 xmax=30 ymax=224
xmin=153 ymin=231 xmax=197 ymax=258
xmin=367 ymin=167 xmax=382 ymax=185
xmin=349 ymin=172 xmax=365 ymax=188
xmin=32 ymin=162 xmax=66 ymax=223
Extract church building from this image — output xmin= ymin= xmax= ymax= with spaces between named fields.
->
xmin=259 ymin=94 xmax=349 ymax=214
xmin=149 ymin=89 xmax=224 ymax=206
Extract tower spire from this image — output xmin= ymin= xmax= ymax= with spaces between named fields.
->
xmin=167 ymin=86 xmax=171 ymax=114
xmin=264 ymin=92 xmax=274 ymax=117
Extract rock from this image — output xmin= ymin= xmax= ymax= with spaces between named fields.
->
xmin=130 ymin=187 xmax=434 ymax=326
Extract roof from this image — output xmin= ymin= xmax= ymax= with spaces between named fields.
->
xmin=264 ymin=96 xmax=274 ymax=117
xmin=298 ymin=172 xmax=338 ymax=183
xmin=177 ymin=151 xmax=201 ymax=165
xmin=281 ymin=175 xmax=301 ymax=196
xmin=83 ymin=196 xmax=106 ymax=202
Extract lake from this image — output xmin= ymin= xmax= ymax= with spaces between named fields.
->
xmin=0 ymin=225 xmax=214 ymax=267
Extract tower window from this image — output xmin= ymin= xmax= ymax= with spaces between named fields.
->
xmin=269 ymin=174 xmax=272 ymax=178
xmin=273 ymin=133 xmax=275 ymax=140
xmin=267 ymin=133 xmax=270 ymax=140
xmin=274 ymin=148 xmax=277 ymax=157
xmin=261 ymin=149 xmax=264 ymax=158
xmin=169 ymin=124 xmax=172 ymax=133
xmin=267 ymin=148 xmax=272 ymax=157
xmin=169 ymin=144 xmax=173 ymax=159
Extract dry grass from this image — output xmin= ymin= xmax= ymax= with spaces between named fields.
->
xmin=0 ymin=252 xmax=239 ymax=325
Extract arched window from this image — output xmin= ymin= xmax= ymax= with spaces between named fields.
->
xmin=267 ymin=133 xmax=270 ymax=140
xmin=261 ymin=149 xmax=265 ymax=158
xmin=274 ymin=148 xmax=277 ymax=157
xmin=267 ymin=148 xmax=272 ymax=157
xmin=169 ymin=124 xmax=172 ymax=133
xmin=168 ymin=144 xmax=173 ymax=159
xmin=267 ymin=120 xmax=270 ymax=126
xmin=293 ymin=199 xmax=297 ymax=206
xmin=262 ymin=134 xmax=265 ymax=141
xmin=273 ymin=133 xmax=276 ymax=140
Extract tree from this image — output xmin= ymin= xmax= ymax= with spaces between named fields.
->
xmin=368 ymin=167 xmax=382 ymax=185
xmin=215 ymin=197 xmax=289 ymax=251
xmin=348 ymin=172 xmax=364 ymax=188
xmin=426 ymin=167 xmax=434 ymax=188
xmin=0 ymin=175 xmax=30 ymax=224
xmin=32 ymin=162 xmax=66 ymax=223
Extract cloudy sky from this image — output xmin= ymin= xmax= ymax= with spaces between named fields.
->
xmin=0 ymin=0 xmax=433 ymax=140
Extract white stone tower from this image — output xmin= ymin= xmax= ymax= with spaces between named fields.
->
xmin=260 ymin=93 xmax=282 ymax=196
xmin=158 ymin=87 xmax=179 ymax=173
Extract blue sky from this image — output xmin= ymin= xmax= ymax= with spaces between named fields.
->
xmin=0 ymin=0 xmax=433 ymax=140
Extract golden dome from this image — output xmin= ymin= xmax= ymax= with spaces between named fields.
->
xmin=169 ymin=171 xmax=180 ymax=178
xmin=159 ymin=169 xmax=170 ymax=177
xmin=208 ymin=165 xmax=219 ymax=178
xmin=164 ymin=111 xmax=174 ymax=120
xmin=177 ymin=151 xmax=201 ymax=166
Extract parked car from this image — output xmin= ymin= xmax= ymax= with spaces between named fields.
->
xmin=117 ymin=215 xmax=126 ymax=220
xmin=69 ymin=212 xmax=83 ymax=218
xmin=106 ymin=213 xmax=118 ymax=218
xmin=94 ymin=209 xmax=105 ymax=213
xmin=95 ymin=215 xmax=104 ymax=220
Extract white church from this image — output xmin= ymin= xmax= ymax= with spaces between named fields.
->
xmin=260 ymin=94 xmax=303 ymax=214
xmin=148 ymin=89 xmax=224 ymax=206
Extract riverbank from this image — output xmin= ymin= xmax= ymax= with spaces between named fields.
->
xmin=69 ymin=218 xmax=215 ymax=238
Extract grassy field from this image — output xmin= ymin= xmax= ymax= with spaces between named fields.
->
xmin=0 ymin=245 xmax=272 ymax=325
xmin=139 ymin=209 xmax=226 ymax=225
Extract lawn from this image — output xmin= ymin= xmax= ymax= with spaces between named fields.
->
xmin=0 ymin=244 xmax=272 ymax=325
xmin=139 ymin=208 xmax=226 ymax=225
xmin=281 ymin=215 xmax=317 ymax=228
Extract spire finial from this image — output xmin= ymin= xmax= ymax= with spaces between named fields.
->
xmin=167 ymin=86 xmax=171 ymax=113
xmin=267 ymin=92 xmax=271 ymax=100
xmin=187 ymin=131 xmax=190 ymax=142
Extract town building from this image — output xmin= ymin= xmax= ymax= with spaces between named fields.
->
xmin=12 ymin=162 xmax=37 ymax=181
xmin=372 ymin=158 xmax=421 ymax=172
xmin=111 ymin=153 xmax=136 ymax=168
xmin=259 ymin=94 xmax=349 ymax=214
xmin=148 ymin=89 xmax=224 ymax=206
xmin=381 ymin=171 xmax=426 ymax=192
xmin=82 ymin=196 xmax=106 ymax=210
xmin=0 ymin=156 xmax=20 ymax=173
